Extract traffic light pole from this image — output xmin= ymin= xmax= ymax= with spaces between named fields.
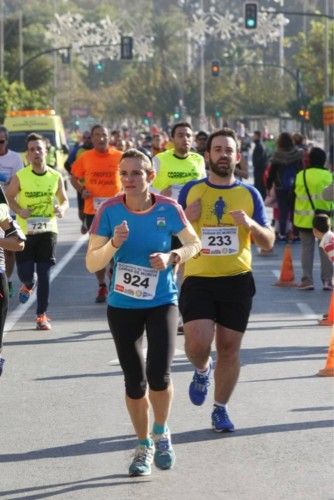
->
xmin=223 ymin=61 xmax=305 ymax=100
xmin=260 ymin=9 xmax=334 ymax=20
xmin=11 ymin=40 xmax=132 ymax=81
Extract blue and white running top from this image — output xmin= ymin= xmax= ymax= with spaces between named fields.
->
xmin=90 ymin=193 xmax=188 ymax=308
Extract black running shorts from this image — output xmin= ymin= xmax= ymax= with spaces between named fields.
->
xmin=179 ymin=273 xmax=256 ymax=333
xmin=15 ymin=232 xmax=57 ymax=264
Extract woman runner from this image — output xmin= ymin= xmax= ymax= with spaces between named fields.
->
xmin=86 ymin=149 xmax=201 ymax=477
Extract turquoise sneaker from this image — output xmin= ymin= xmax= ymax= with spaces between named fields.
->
xmin=128 ymin=444 xmax=154 ymax=477
xmin=152 ymin=429 xmax=176 ymax=470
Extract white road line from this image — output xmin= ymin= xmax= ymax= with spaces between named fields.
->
xmin=296 ymin=302 xmax=319 ymax=319
xmin=4 ymin=233 xmax=88 ymax=334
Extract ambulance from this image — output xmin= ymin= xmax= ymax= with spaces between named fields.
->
xmin=4 ymin=109 xmax=69 ymax=173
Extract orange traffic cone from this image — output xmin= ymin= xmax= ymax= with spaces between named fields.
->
xmin=274 ymin=244 xmax=296 ymax=287
xmin=318 ymin=292 xmax=334 ymax=326
xmin=317 ymin=328 xmax=334 ymax=377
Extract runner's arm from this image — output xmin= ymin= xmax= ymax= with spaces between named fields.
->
xmin=230 ymin=210 xmax=275 ymax=251
xmin=54 ymin=177 xmax=69 ymax=218
xmin=86 ymin=234 xmax=118 ymax=273
xmin=171 ymin=223 xmax=202 ymax=263
xmin=149 ymin=223 xmax=201 ymax=269
xmin=4 ymin=175 xmax=30 ymax=218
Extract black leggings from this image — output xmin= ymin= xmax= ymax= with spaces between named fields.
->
xmin=0 ymin=273 xmax=9 ymax=352
xmin=16 ymin=261 xmax=52 ymax=315
xmin=107 ymin=304 xmax=178 ymax=399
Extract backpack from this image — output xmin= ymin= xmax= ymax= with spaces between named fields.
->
xmin=278 ymin=163 xmax=297 ymax=190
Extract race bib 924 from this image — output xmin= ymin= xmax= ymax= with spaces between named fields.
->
xmin=114 ymin=262 xmax=159 ymax=300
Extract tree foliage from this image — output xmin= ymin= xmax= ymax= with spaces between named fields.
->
xmin=1 ymin=0 xmax=332 ymax=130
xmin=290 ymin=20 xmax=334 ymax=128
xmin=0 ymin=78 xmax=49 ymax=122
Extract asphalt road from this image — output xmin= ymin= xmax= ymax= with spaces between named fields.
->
xmin=1 ymin=188 xmax=333 ymax=500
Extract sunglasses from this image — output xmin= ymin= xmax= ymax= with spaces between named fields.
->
xmin=0 ymin=139 xmax=7 ymax=144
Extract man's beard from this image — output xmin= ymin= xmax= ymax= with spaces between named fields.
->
xmin=209 ymin=158 xmax=233 ymax=178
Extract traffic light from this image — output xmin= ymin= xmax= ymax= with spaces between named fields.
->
xmin=304 ymin=110 xmax=310 ymax=121
xmin=298 ymin=108 xmax=305 ymax=119
xmin=174 ymin=106 xmax=180 ymax=119
xmin=244 ymin=2 xmax=258 ymax=29
xmin=211 ymin=60 xmax=220 ymax=77
xmin=121 ymin=36 xmax=133 ymax=60
xmin=215 ymin=110 xmax=222 ymax=118
xmin=95 ymin=62 xmax=105 ymax=73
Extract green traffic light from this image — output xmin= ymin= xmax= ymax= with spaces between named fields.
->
xmin=244 ymin=2 xmax=257 ymax=29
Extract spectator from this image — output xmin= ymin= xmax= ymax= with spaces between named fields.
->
xmin=194 ymin=131 xmax=208 ymax=157
xmin=252 ymin=131 xmax=268 ymax=199
xmin=293 ymin=147 xmax=333 ymax=290
xmin=313 ymin=213 xmax=334 ymax=263
xmin=266 ymin=132 xmax=303 ymax=241
xmin=292 ymin=132 xmax=309 ymax=168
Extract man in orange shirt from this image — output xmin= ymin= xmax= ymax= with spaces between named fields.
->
xmin=71 ymin=124 xmax=122 ymax=303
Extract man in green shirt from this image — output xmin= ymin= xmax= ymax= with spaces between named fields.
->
xmin=152 ymin=122 xmax=206 ymax=200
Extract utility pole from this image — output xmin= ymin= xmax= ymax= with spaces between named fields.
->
xmin=199 ymin=0 xmax=206 ymax=130
xmin=324 ymin=0 xmax=330 ymax=155
xmin=18 ymin=10 xmax=23 ymax=83
xmin=279 ymin=0 xmax=285 ymax=82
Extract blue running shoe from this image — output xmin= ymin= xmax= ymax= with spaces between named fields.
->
xmin=189 ymin=357 xmax=212 ymax=406
xmin=152 ymin=429 xmax=176 ymax=470
xmin=211 ymin=405 xmax=235 ymax=432
xmin=0 ymin=357 xmax=5 ymax=377
xmin=128 ymin=444 xmax=154 ymax=477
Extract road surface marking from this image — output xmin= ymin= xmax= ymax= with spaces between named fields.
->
xmin=4 ymin=234 xmax=88 ymax=334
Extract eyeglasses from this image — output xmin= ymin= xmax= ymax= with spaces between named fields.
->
xmin=0 ymin=139 xmax=7 ymax=144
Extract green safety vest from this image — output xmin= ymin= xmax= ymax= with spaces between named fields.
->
xmin=293 ymin=167 xmax=333 ymax=229
xmin=16 ymin=165 xmax=61 ymax=235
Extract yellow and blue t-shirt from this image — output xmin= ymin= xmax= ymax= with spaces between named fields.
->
xmin=178 ymin=179 xmax=270 ymax=278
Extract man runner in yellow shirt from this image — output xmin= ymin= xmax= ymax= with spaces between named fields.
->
xmin=178 ymin=128 xmax=274 ymax=432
